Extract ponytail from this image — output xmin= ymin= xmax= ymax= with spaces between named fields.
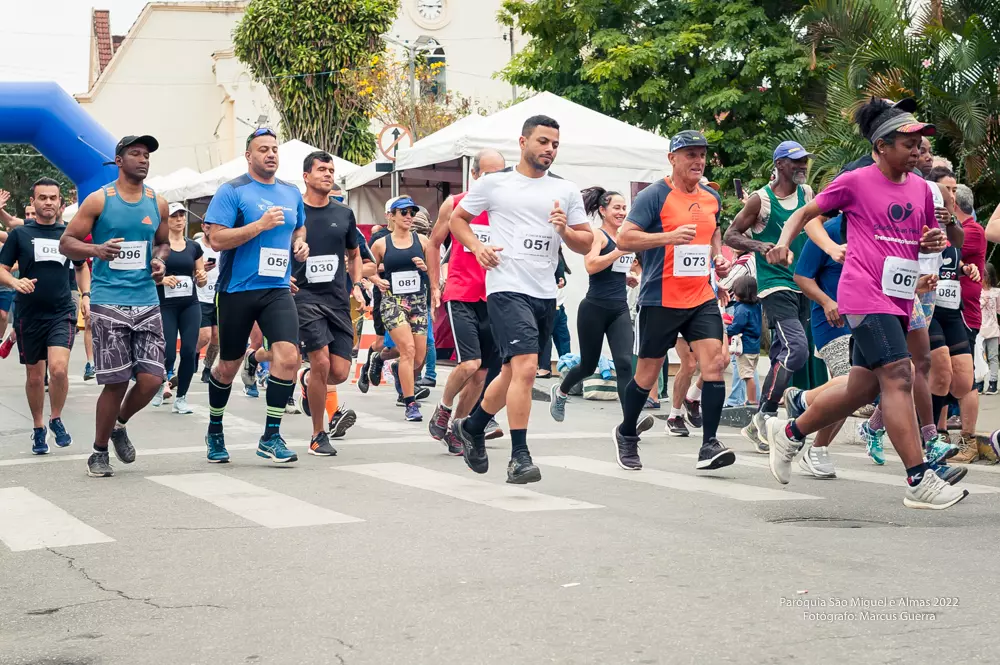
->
xmin=581 ymin=186 xmax=623 ymax=217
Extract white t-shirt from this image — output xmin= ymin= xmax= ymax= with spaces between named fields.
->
xmin=197 ymin=238 xmax=220 ymax=304
xmin=458 ymin=168 xmax=587 ymax=299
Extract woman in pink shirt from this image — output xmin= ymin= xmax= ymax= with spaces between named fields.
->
xmin=759 ymin=98 xmax=967 ymax=510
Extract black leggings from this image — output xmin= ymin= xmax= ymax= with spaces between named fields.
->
xmin=162 ymin=301 xmax=201 ymax=397
xmin=559 ymin=298 xmax=634 ymax=402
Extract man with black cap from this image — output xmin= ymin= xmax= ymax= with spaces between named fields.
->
xmin=200 ymin=128 xmax=309 ymax=466
xmin=725 ymin=139 xmax=815 ymax=451
xmin=610 ymin=130 xmax=734 ymax=473
xmin=61 ymin=135 xmax=170 ymax=478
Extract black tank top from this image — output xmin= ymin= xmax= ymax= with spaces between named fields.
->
xmin=383 ymin=231 xmax=426 ymax=297
xmin=586 ymin=229 xmax=630 ymax=305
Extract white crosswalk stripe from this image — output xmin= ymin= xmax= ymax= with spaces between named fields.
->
xmin=0 ymin=487 xmax=115 ymax=551
xmin=147 ymin=473 xmax=364 ymax=527
xmin=536 ymin=456 xmax=820 ymax=501
xmin=676 ymin=453 xmax=1000 ymax=494
xmin=335 ymin=462 xmax=603 ymax=512
xmin=833 ymin=451 xmax=1000 ymax=475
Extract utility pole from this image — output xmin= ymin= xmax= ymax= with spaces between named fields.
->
xmin=509 ymin=27 xmax=517 ymax=103
xmin=381 ymin=34 xmax=435 ymax=138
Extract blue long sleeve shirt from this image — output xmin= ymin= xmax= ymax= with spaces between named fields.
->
xmin=726 ymin=302 xmax=762 ymax=354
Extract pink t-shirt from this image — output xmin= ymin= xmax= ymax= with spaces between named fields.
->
xmin=815 ymin=165 xmax=938 ymax=317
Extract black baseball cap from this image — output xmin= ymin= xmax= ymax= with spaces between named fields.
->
xmin=890 ymin=98 xmax=918 ymax=113
xmin=670 ymin=130 xmax=709 ymax=153
xmin=116 ymin=135 xmax=159 ymax=155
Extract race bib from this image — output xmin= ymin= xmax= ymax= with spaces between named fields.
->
xmin=881 ymin=257 xmax=919 ymax=299
xmin=673 ymin=245 xmax=711 ymax=277
xmin=517 ymin=231 xmax=555 ymax=262
xmin=611 ymin=253 xmax=635 ymax=274
xmin=164 ymin=275 xmax=193 ymax=299
xmin=918 ymin=252 xmax=943 ymax=276
xmin=392 ymin=270 xmax=421 ymax=295
xmin=935 ymin=279 xmax=961 ymax=309
xmin=258 ymin=247 xmax=289 ymax=278
xmin=109 ymin=241 xmax=147 ymax=271
xmin=306 ymin=254 xmax=339 ymax=283
xmin=33 ymin=238 xmax=65 ymax=264
xmin=197 ymin=277 xmax=217 ymax=303
xmin=464 ymin=225 xmax=491 ymax=252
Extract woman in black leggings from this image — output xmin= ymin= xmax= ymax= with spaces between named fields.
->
xmin=152 ymin=203 xmax=207 ymax=414
xmin=549 ymin=187 xmax=652 ymax=435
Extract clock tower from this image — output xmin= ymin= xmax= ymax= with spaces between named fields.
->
xmin=408 ymin=0 xmax=450 ymax=30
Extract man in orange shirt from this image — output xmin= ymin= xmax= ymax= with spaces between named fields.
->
xmin=613 ymin=131 xmax=734 ymax=471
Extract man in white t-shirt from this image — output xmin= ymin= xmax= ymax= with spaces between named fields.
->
xmin=195 ymin=226 xmax=220 ymax=383
xmin=448 ymin=114 xmax=593 ymax=484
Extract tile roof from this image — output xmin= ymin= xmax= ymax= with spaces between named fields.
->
xmin=112 ymin=35 xmax=125 ymax=54
xmin=93 ymin=9 xmax=113 ymax=73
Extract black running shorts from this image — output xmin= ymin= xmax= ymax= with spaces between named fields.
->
xmin=636 ymin=299 xmax=722 ymax=359
xmin=929 ymin=308 xmax=971 ymax=356
xmin=200 ymin=302 xmax=217 ymax=329
xmin=447 ymin=299 xmax=498 ymax=367
xmin=486 ymin=292 xmax=556 ymax=364
xmin=217 ymin=288 xmax=299 ymax=361
xmin=297 ymin=299 xmax=354 ymax=360
xmin=16 ymin=312 xmax=77 ymax=365
xmin=848 ymin=313 xmax=911 ymax=370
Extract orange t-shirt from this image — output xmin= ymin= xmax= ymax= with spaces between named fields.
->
xmin=626 ymin=177 xmax=720 ymax=309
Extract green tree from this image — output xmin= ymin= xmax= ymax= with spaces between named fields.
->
xmin=499 ymin=0 xmax=816 ymax=219
xmin=233 ymin=0 xmax=399 ymax=164
xmin=0 ymin=145 xmax=74 ymax=220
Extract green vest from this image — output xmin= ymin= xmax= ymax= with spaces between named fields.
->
xmin=755 ymin=184 xmax=807 ymax=295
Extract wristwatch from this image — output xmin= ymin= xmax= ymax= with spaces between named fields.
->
xmin=81 ymin=291 xmax=91 ymax=298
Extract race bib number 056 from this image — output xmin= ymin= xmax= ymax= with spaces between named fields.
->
xmin=109 ymin=241 xmax=147 ymax=271
xmin=881 ymin=257 xmax=919 ymax=299
xmin=673 ymin=245 xmax=711 ymax=277
xmin=392 ymin=270 xmax=421 ymax=295
xmin=258 ymin=247 xmax=289 ymax=278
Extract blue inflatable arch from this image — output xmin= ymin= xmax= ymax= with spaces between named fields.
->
xmin=0 ymin=81 xmax=120 ymax=200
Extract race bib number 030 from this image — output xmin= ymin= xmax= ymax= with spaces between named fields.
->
xmin=392 ymin=270 xmax=421 ymax=295
xmin=109 ymin=241 xmax=147 ymax=271
xmin=306 ymin=255 xmax=339 ymax=283
xmin=881 ymin=257 xmax=919 ymax=299
xmin=936 ymin=279 xmax=961 ymax=309
xmin=611 ymin=253 xmax=635 ymax=274
xmin=465 ymin=225 xmax=491 ymax=252
xmin=165 ymin=276 xmax=193 ymax=298
xmin=518 ymin=231 xmax=554 ymax=261
xmin=673 ymin=245 xmax=711 ymax=277
xmin=258 ymin=247 xmax=289 ymax=278
xmin=33 ymin=238 xmax=65 ymax=264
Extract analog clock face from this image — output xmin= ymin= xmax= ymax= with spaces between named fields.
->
xmin=416 ymin=0 xmax=444 ymax=21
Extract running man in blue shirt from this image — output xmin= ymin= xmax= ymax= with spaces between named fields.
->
xmin=202 ymin=128 xmax=309 ymax=465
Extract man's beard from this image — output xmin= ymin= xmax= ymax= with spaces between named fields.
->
xmin=528 ymin=155 xmax=551 ymax=173
xmin=792 ymin=172 xmax=807 ymax=185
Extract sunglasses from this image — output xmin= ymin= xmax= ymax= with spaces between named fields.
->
xmin=246 ymin=127 xmax=277 ymax=147
xmin=395 ymin=207 xmax=419 ymax=217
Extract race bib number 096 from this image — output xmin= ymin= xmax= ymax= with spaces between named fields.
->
xmin=881 ymin=257 xmax=919 ymax=299
xmin=673 ymin=245 xmax=711 ymax=277
xmin=258 ymin=247 xmax=289 ymax=278
xmin=109 ymin=241 xmax=147 ymax=271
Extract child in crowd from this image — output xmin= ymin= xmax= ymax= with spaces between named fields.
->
xmin=726 ymin=275 xmax=762 ymax=405
xmin=980 ymin=263 xmax=1000 ymax=395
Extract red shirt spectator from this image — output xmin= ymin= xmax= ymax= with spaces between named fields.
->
xmin=960 ymin=217 xmax=986 ymax=329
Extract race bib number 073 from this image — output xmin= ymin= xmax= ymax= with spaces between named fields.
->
xmin=673 ymin=245 xmax=711 ymax=277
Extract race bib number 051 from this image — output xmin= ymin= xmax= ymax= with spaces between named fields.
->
xmin=258 ymin=247 xmax=289 ymax=278
xmin=518 ymin=232 xmax=554 ymax=262
xmin=109 ymin=241 xmax=147 ymax=271
xmin=673 ymin=245 xmax=711 ymax=277
xmin=881 ymin=257 xmax=919 ymax=299
xmin=392 ymin=270 xmax=421 ymax=295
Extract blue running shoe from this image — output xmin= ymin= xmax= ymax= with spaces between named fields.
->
xmin=924 ymin=433 xmax=959 ymax=466
xmin=48 ymin=418 xmax=72 ymax=448
xmin=31 ymin=427 xmax=49 ymax=455
xmin=205 ymin=432 xmax=230 ymax=463
xmin=256 ymin=433 xmax=298 ymax=464
xmin=83 ymin=362 xmax=96 ymax=381
xmin=244 ymin=383 xmax=259 ymax=398
xmin=931 ymin=463 xmax=967 ymax=486
xmin=857 ymin=421 xmax=885 ymax=465
xmin=390 ymin=361 xmax=403 ymax=397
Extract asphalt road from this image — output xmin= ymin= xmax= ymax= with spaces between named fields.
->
xmin=3 ymin=349 xmax=1000 ymax=665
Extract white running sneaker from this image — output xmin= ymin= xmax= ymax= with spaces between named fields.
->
xmin=172 ymin=395 xmax=193 ymax=415
xmin=741 ymin=410 xmax=769 ymax=453
xmin=240 ymin=349 xmax=256 ymax=386
xmin=903 ymin=471 xmax=969 ymax=510
xmin=798 ymin=443 xmax=836 ymax=478
xmin=764 ymin=417 xmax=803 ymax=485
xmin=151 ymin=383 xmax=165 ymax=408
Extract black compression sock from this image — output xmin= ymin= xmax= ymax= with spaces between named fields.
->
xmin=465 ymin=406 xmax=494 ymax=435
xmin=931 ymin=394 xmax=948 ymax=426
xmin=701 ymin=380 xmax=725 ymax=443
xmin=906 ymin=462 xmax=930 ymax=487
xmin=511 ymin=429 xmax=528 ymax=456
xmin=620 ymin=380 xmax=650 ymax=437
xmin=208 ymin=375 xmax=232 ymax=435
xmin=264 ymin=376 xmax=295 ymax=438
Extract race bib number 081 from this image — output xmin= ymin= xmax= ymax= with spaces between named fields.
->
xmin=392 ymin=270 xmax=421 ymax=295
xmin=33 ymin=238 xmax=65 ymax=264
xmin=258 ymin=247 xmax=289 ymax=278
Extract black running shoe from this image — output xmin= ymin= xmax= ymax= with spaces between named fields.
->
xmin=87 ymin=451 xmax=114 ymax=478
xmin=443 ymin=429 xmax=463 ymax=456
xmin=110 ymin=426 xmax=135 ymax=464
xmin=683 ymin=399 xmax=703 ymax=429
xmin=666 ymin=416 xmax=689 ymax=437
xmin=452 ymin=417 xmax=488 ymax=474
xmin=369 ymin=353 xmax=385 ymax=387
xmin=611 ymin=426 xmax=642 ymax=470
xmin=201 ymin=367 xmax=211 ymax=384
xmin=414 ymin=386 xmax=431 ymax=401
xmin=309 ymin=431 xmax=338 ymax=456
xmin=507 ymin=450 xmax=541 ymax=484
xmin=696 ymin=437 xmax=735 ymax=470
xmin=429 ymin=403 xmax=452 ymax=440
xmin=328 ymin=407 xmax=356 ymax=439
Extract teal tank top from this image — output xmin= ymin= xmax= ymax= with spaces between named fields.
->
xmin=90 ymin=182 xmax=161 ymax=307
